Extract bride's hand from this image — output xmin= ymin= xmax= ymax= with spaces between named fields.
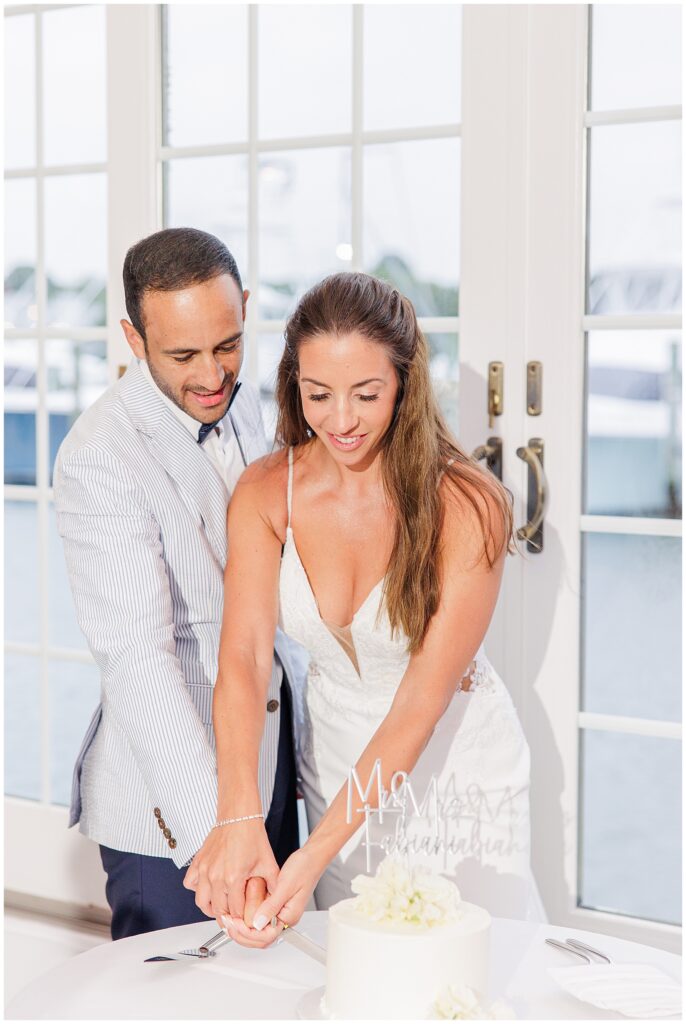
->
xmin=221 ymin=847 xmax=322 ymax=949
xmin=182 ymin=820 xmax=279 ymax=925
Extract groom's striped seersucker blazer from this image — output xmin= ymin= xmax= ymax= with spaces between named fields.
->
xmin=53 ymin=359 xmax=298 ymax=868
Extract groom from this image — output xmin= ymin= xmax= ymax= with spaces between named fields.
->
xmin=54 ymin=227 xmax=299 ymax=939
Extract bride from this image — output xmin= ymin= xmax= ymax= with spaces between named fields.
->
xmin=184 ymin=272 xmax=539 ymax=945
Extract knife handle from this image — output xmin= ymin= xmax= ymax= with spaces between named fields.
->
xmin=199 ymin=929 xmax=231 ymax=957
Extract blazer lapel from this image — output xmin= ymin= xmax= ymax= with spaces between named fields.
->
xmin=118 ymin=362 xmax=229 ymax=567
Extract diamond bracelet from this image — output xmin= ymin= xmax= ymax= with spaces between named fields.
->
xmin=213 ymin=813 xmax=265 ymax=829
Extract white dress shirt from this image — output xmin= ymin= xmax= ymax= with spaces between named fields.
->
xmin=139 ymin=359 xmax=245 ymax=496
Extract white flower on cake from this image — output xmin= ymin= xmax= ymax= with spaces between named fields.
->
xmin=434 ymin=983 xmax=515 ymax=1020
xmin=350 ymin=856 xmax=462 ymax=926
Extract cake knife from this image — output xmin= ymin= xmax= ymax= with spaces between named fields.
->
xmin=273 ymin=917 xmax=327 ymax=965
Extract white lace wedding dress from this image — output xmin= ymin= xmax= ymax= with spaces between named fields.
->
xmin=279 ymin=449 xmax=544 ymax=920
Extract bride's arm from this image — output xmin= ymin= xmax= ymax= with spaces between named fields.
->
xmin=233 ymin=483 xmax=508 ymax=945
xmin=182 ymin=457 xmax=286 ymax=924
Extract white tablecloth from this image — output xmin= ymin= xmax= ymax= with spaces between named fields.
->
xmin=6 ymin=912 xmax=681 ymax=1020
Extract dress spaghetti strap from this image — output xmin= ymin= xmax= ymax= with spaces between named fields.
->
xmin=286 ymin=447 xmax=294 ymax=529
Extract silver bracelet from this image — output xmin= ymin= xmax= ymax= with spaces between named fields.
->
xmin=213 ymin=813 xmax=264 ymax=829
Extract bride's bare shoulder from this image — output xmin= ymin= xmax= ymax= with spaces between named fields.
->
xmin=230 ymin=447 xmax=291 ymax=537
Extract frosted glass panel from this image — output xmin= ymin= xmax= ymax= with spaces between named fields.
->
xmin=590 ymin=5 xmax=681 ymax=112
xmin=364 ymin=139 xmax=460 ymax=317
xmin=5 ymin=501 xmax=40 ymax=645
xmin=5 ymin=339 xmax=38 ymax=486
xmin=428 ymin=333 xmax=459 ymax=437
xmin=4 ymin=179 xmax=37 ymax=330
xmin=582 ymin=533 xmax=681 ymax=723
xmin=45 ymin=174 xmax=107 ymax=328
xmin=364 ymin=5 xmax=461 ymax=130
xmin=49 ymin=659 xmax=100 ymax=806
xmin=47 ymin=339 xmax=109 ymax=485
xmin=258 ymin=5 xmax=351 ymax=138
xmin=42 ymin=5 xmax=106 ymax=165
xmin=585 ymin=331 xmax=682 ymax=518
xmin=258 ymin=148 xmax=352 ymax=319
xmin=165 ymin=156 xmax=249 ymax=281
xmin=163 ymin=5 xmax=248 ymax=147
xmin=5 ymin=653 xmax=42 ymax=801
xmin=580 ymin=730 xmax=681 ymax=924
xmin=587 ymin=122 xmax=681 ymax=315
xmin=4 ymin=14 xmax=35 ymax=170
xmin=257 ymin=332 xmax=285 ymax=444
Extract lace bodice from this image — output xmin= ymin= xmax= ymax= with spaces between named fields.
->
xmin=278 ymin=448 xmax=490 ymax=718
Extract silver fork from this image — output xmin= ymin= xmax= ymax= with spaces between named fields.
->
xmin=545 ymin=937 xmax=612 ymax=965
xmin=144 ymin=929 xmax=229 ymax=962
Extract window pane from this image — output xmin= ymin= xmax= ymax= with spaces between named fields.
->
xmin=257 ymin=332 xmax=285 ymax=443
xmin=4 ymin=14 xmax=35 ymax=170
xmin=587 ymin=122 xmax=681 ymax=315
xmin=428 ymin=332 xmax=459 ymax=437
xmin=5 ymin=653 xmax=42 ymax=801
xmin=364 ymin=139 xmax=460 ymax=317
xmin=163 ymin=5 xmax=248 ymax=147
xmin=580 ymin=730 xmax=681 ymax=924
xmin=165 ymin=156 xmax=249 ymax=281
xmin=42 ymin=5 xmax=106 ymax=166
xmin=259 ymin=148 xmax=352 ymax=319
xmin=585 ymin=331 xmax=682 ymax=518
xmin=5 ymin=339 xmax=37 ymax=486
xmin=364 ymin=5 xmax=462 ymax=130
xmin=4 ymin=178 xmax=37 ymax=329
xmin=47 ymin=339 xmax=109 ymax=485
xmin=582 ymin=533 xmax=681 ymax=723
xmin=49 ymin=659 xmax=99 ymax=806
xmin=5 ymin=500 xmax=40 ymax=645
xmin=590 ymin=5 xmax=681 ymax=112
xmin=258 ymin=5 xmax=351 ymax=138
xmin=45 ymin=174 xmax=107 ymax=328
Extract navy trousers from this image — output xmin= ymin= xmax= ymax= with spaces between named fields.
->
xmin=100 ymin=680 xmax=299 ymax=940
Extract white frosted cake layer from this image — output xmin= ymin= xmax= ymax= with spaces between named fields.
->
xmin=323 ymin=897 xmax=491 ymax=1020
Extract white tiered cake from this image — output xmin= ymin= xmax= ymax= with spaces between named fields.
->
xmin=321 ymin=858 xmax=491 ymax=1020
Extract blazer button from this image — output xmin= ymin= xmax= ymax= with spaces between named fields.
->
xmin=154 ymin=808 xmax=161 ymax=818
xmin=267 ymin=699 xmax=279 ymax=712
xmin=158 ymin=818 xmax=166 ymax=830
xmin=169 ymin=838 xmax=177 ymax=849
xmin=163 ymin=827 xmax=171 ymax=839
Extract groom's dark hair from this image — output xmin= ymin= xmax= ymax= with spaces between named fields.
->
xmin=123 ymin=227 xmax=243 ymax=341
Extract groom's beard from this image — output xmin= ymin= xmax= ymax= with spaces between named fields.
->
xmin=145 ymin=355 xmax=235 ymax=424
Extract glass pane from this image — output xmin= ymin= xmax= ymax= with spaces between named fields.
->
xmin=364 ymin=139 xmax=460 ymax=317
xmin=257 ymin=332 xmax=285 ymax=443
xmin=258 ymin=5 xmax=351 ymax=138
xmin=585 ymin=331 xmax=682 ymax=518
xmin=49 ymin=659 xmax=100 ymax=806
xmin=163 ymin=5 xmax=248 ymax=147
xmin=47 ymin=339 xmax=109 ymax=485
xmin=582 ymin=533 xmax=681 ymax=723
xmin=165 ymin=156 xmax=249 ymax=282
xmin=4 ymin=14 xmax=35 ymax=170
xmin=259 ymin=148 xmax=352 ymax=319
xmin=587 ymin=122 xmax=681 ymax=315
xmin=590 ymin=5 xmax=681 ymax=112
xmin=580 ymin=730 xmax=681 ymax=924
xmin=42 ymin=5 xmax=106 ymax=165
xmin=428 ymin=332 xmax=459 ymax=437
xmin=4 ymin=338 xmax=37 ymax=486
xmin=4 ymin=178 xmax=37 ymax=329
xmin=364 ymin=5 xmax=462 ymax=130
xmin=5 ymin=500 xmax=40 ymax=645
xmin=5 ymin=653 xmax=42 ymax=801
xmin=45 ymin=174 xmax=107 ymax=328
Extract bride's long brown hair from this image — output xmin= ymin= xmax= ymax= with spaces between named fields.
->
xmin=275 ymin=272 xmax=515 ymax=653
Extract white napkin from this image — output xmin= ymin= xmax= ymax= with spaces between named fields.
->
xmin=548 ymin=963 xmax=682 ymax=1019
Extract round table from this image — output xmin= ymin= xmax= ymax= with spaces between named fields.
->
xmin=6 ymin=912 xmax=681 ymax=1020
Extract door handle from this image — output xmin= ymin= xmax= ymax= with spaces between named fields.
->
xmin=515 ymin=437 xmax=547 ymax=552
xmin=471 ymin=436 xmax=503 ymax=481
